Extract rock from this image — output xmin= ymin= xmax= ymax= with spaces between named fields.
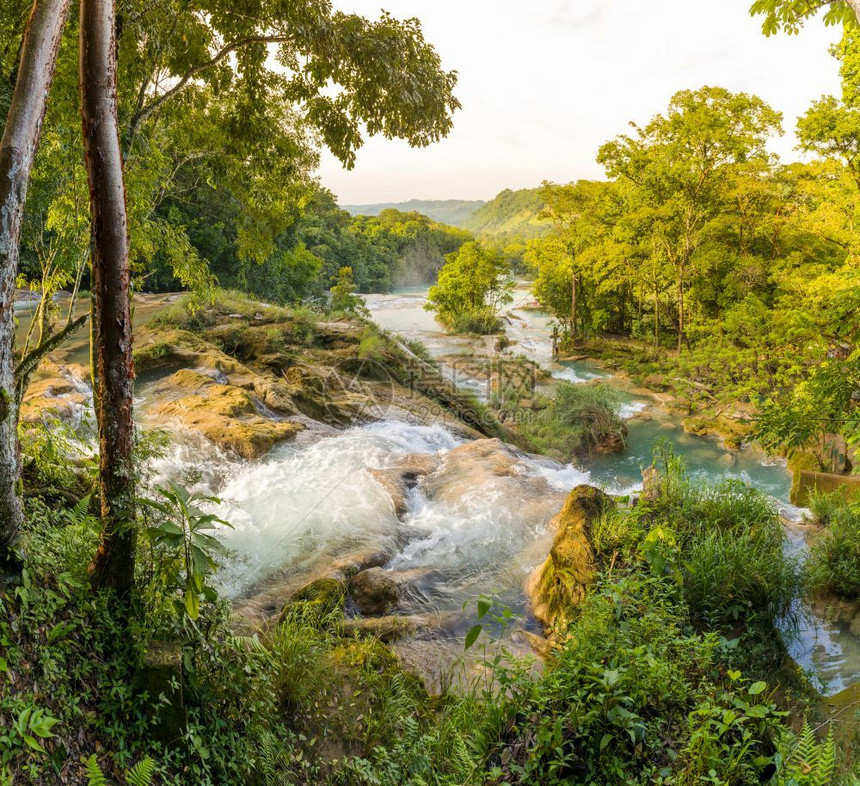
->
xmin=523 ymin=630 xmax=556 ymax=659
xmin=337 ymin=615 xmax=424 ymax=642
xmin=368 ymin=453 xmax=440 ymax=518
xmin=350 ymin=567 xmax=400 ymax=616
xmin=425 ymin=439 xmax=517 ymax=499
xmin=331 ymin=550 xmax=391 ymax=578
xmin=821 ymin=681 xmax=860 ymax=750
xmin=592 ymin=427 xmax=627 ymax=454
xmin=279 ymin=576 xmax=347 ymax=622
xmin=526 ymin=485 xmax=611 ymax=630
xmin=153 ymin=369 xmax=302 ymax=458
xmin=19 ymin=369 xmax=91 ymax=425
xmin=641 ymin=465 xmax=660 ymax=504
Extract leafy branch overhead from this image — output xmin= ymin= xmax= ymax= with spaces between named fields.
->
xmin=122 ymin=1 xmax=460 ymax=167
xmin=750 ymin=0 xmax=860 ymax=34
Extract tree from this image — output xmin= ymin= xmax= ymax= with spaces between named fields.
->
xmin=598 ymin=87 xmax=783 ymax=352
xmin=537 ymin=180 xmax=613 ymax=340
xmin=79 ymin=0 xmax=136 ymax=595
xmin=750 ymin=0 xmax=860 ymax=34
xmin=425 ymin=241 xmax=513 ymax=333
xmin=329 ymin=266 xmax=368 ymax=317
xmin=0 ymin=0 xmax=71 ymax=570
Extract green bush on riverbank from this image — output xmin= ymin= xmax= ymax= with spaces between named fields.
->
xmin=503 ymin=381 xmax=627 ymax=458
xmin=805 ymin=490 xmax=860 ymax=599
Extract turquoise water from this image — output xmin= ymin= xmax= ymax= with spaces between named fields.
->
xmin=367 ymin=289 xmax=858 ymax=694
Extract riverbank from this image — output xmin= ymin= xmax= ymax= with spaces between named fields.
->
xmin=7 ymin=288 xmax=859 ymax=783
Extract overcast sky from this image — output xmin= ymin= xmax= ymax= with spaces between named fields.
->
xmin=317 ymin=0 xmax=843 ymax=205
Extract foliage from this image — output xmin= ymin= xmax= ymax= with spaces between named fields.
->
xmin=645 ymin=441 xmax=798 ymax=628
xmin=140 ymin=481 xmax=232 ymax=620
xmin=425 ymin=241 xmax=513 ymax=333
xmin=83 ymin=753 xmax=157 ymax=786
xmin=804 ymin=490 xmax=860 ymax=598
xmin=512 ymin=382 xmax=625 ymax=458
xmin=485 ymin=572 xmax=787 ymax=785
xmin=463 ymin=187 xmax=549 ymax=240
xmin=775 ymin=723 xmax=837 ymax=786
xmin=329 ymin=266 xmax=370 ymax=318
xmin=341 ymin=198 xmax=485 ymax=227
xmin=751 ymin=0 xmax=859 ymax=36
xmin=754 ymin=350 xmax=860 ymax=469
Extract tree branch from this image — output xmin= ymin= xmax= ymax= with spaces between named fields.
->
xmin=14 ymin=312 xmax=89 ymax=405
xmin=128 ymin=34 xmax=291 ymax=136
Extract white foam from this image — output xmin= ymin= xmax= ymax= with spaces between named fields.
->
xmin=551 ymin=366 xmax=604 ymax=384
xmin=619 ymin=401 xmax=647 ymax=419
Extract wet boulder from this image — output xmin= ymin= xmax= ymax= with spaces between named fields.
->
xmin=592 ymin=425 xmax=627 ymax=454
xmin=368 ymin=453 xmax=440 ymax=519
xmin=350 ymin=567 xmax=400 ymax=616
xmin=527 ymin=484 xmax=611 ymax=630
xmin=153 ymin=369 xmax=302 ymax=459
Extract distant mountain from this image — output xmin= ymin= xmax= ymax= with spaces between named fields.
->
xmin=340 ymin=199 xmax=485 ymax=227
xmin=463 ymin=188 xmax=549 ymax=240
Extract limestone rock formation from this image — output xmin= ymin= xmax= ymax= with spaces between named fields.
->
xmin=350 ymin=567 xmax=400 ymax=616
xmin=527 ymin=484 xmax=610 ymax=630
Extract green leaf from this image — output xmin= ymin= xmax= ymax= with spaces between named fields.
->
xmin=184 ymin=587 xmax=200 ymax=619
xmin=748 ymin=681 xmax=767 ymax=696
xmin=464 ymin=624 xmax=482 ymax=651
xmin=600 ymin=733 xmax=613 ymax=750
xmin=23 ymin=734 xmax=46 ymax=753
xmin=477 ymin=598 xmax=491 ymax=619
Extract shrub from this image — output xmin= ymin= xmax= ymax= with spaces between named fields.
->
xmin=449 ymin=307 xmax=503 ymax=335
xmin=486 ymin=572 xmax=788 ymax=785
xmin=517 ymin=382 xmax=626 ymax=458
xmin=804 ymin=491 xmax=860 ymax=598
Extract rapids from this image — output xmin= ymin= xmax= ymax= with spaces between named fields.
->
xmin=16 ymin=287 xmax=860 ymax=694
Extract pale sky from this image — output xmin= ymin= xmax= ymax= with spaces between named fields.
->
xmin=317 ymin=0 xmax=843 ymax=205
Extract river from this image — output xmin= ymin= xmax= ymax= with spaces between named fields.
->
xmin=18 ymin=287 xmax=860 ymax=694
xmin=359 ymin=283 xmax=860 ymax=694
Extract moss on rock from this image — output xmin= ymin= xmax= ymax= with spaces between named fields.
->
xmin=527 ymin=484 xmax=611 ymax=630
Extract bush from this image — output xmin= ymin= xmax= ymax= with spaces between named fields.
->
xmin=449 ymin=307 xmax=503 ymax=335
xmin=517 ymin=382 xmax=626 ymax=458
xmin=646 ymin=443 xmax=798 ymax=629
xmin=486 ymin=573 xmax=788 ymax=785
xmin=804 ymin=491 xmax=860 ymax=598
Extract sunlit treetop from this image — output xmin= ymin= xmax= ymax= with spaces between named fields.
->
xmin=750 ymin=0 xmax=860 ymax=35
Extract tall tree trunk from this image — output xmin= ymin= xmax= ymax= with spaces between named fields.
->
xmin=0 ymin=0 xmax=71 ymax=570
xmin=676 ymin=273 xmax=685 ymax=354
xmin=79 ymin=0 xmax=136 ymax=595
xmin=570 ymin=272 xmax=578 ymax=341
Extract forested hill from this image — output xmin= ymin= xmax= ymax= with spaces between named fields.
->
xmin=343 ymin=188 xmax=551 ymax=241
xmin=341 ymin=199 xmax=485 ymax=226
xmin=462 ymin=187 xmax=549 ymax=239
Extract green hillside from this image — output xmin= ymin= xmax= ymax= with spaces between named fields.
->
xmin=462 ymin=187 xmax=549 ymax=239
xmin=341 ymin=198 xmax=485 ymax=226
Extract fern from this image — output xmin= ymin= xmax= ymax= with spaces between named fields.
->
xmin=257 ymin=732 xmax=297 ymax=786
xmin=84 ymin=755 xmax=108 ymax=786
xmin=83 ymin=753 xmax=156 ymax=786
xmin=126 ymin=757 xmax=156 ymax=786
xmin=779 ymin=723 xmax=836 ymax=786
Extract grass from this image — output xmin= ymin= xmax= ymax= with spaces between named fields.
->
xmin=510 ymin=381 xmax=626 ymax=459
xmin=804 ymin=490 xmax=860 ymax=598
xmin=644 ymin=442 xmax=798 ymax=630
